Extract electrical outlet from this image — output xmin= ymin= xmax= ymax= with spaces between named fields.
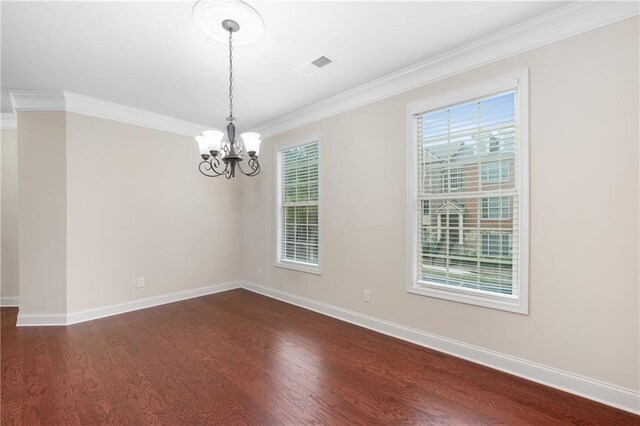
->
xmin=137 ymin=277 xmax=145 ymax=288
xmin=257 ymin=267 xmax=262 ymax=276
xmin=363 ymin=289 xmax=371 ymax=303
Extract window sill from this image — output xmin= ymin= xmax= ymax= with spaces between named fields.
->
xmin=275 ymin=260 xmax=322 ymax=276
xmin=408 ymin=282 xmax=527 ymax=314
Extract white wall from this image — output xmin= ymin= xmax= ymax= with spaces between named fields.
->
xmin=1 ymin=129 xmax=19 ymax=300
xmin=241 ymin=17 xmax=640 ymax=391
xmin=65 ymin=113 xmax=243 ymax=313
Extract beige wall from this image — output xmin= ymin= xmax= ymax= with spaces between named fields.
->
xmin=13 ymin=111 xmax=244 ymax=315
xmin=65 ymin=113 xmax=243 ymax=313
xmin=1 ymin=129 xmax=19 ymax=299
xmin=17 ymin=112 xmax=67 ymax=314
xmin=241 ymin=17 xmax=640 ymax=390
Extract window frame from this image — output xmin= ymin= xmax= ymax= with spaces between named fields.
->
xmin=275 ymin=134 xmax=322 ymax=275
xmin=406 ymin=70 xmax=529 ymax=314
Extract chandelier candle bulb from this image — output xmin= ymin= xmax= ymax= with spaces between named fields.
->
xmin=241 ymin=132 xmax=261 ymax=156
xmin=203 ymin=129 xmax=224 ymax=155
xmin=196 ymin=136 xmax=213 ymax=159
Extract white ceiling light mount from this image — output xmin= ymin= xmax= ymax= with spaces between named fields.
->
xmin=193 ymin=0 xmax=264 ymax=46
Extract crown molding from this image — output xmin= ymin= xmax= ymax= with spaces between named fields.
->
xmin=10 ymin=90 xmax=66 ymax=112
xmin=9 ymin=90 xmax=210 ymax=137
xmin=255 ymin=1 xmax=640 ymax=138
xmin=1 ymin=113 xmax=17 ymax=129
xmin=64 ymin=92 xmax=209 ymax=137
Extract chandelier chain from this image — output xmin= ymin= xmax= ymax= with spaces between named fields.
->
xmin=228 ymin=29 xmax=233 ymax=120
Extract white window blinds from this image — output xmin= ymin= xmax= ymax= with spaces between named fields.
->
xmin=278 ymin=141 xmax=319 ymax=267
xmin=415 ymin=90 xmax=520 ymax=297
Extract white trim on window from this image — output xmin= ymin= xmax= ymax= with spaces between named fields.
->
xmin=274 ymin=134 xmax=322 ymax=275
xmin=406 ymin=70 xmax=529 ymax=314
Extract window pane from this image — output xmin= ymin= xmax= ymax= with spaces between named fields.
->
xmin=279 ymin=142 xmax=320 ymax=266
xmin=416 ymin=91 xmax=517 ymax=297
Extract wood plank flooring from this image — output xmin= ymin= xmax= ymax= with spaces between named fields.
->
xmin=2 ymin=289 xmax=638 ymax=425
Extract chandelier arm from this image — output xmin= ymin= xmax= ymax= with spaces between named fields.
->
xmin=248 ymin=156 xmax=260 ymax=172
xmin=237 ymin=157 xmax=260 ymax=176
xmin=198 ymin=158 xmax=228 ymax=177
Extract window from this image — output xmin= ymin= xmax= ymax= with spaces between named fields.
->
xmin=482 ymin=234 xmax=510 ymax=257
xmin=481 ymin=161 xmax=509 ymax=183
xmin=488 ymin=135 xmax=500 ymax=152
xmin=442 ymin=169 xmax=463 ymax=192
xmin=276 ymin=138 xmax=320 ymax=273
xmin=407 ymin=71 xmax=529 ymax=314
xmin=422 ymin=200 xmax=430 ymax=215
xmin=481 ymin=197 xmax=510 ymax=220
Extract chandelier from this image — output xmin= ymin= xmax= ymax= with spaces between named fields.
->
xmin=193 ymin=0 xmax=264 ymax=178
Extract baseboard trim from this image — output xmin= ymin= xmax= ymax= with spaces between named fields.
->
xmin=66 ymin=281 xmax=241 ymax=325
xmin=16 ymin=281 xmax=241 ymax=327
xmin=16 ymin=313 xmax=67 ymax=326
xmin=240 ymin=281 xmax=640 ymax=415
xmin=0 ymin=296 xmax=20 ymax=307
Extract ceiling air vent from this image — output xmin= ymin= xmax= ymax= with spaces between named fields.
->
xmin=296 ymin=56 xmax=333 ymax=76
xmin=311 ymin=56 xmax=332 ymax=68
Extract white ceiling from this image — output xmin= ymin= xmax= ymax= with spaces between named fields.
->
xmin=1 ymin=1 xmax=567 ymax=130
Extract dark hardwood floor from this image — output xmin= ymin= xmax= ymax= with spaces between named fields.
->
xmin=1 ymin=289 xmax=638 ymax=425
